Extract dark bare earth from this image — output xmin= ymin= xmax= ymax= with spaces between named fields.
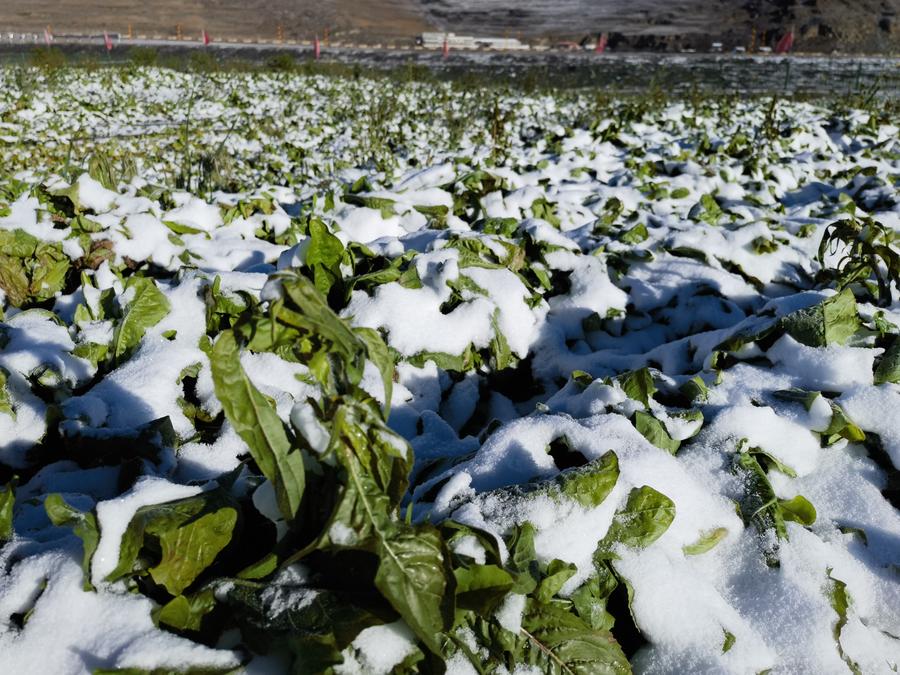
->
xmin=1 ymin=0 xmax=898 ymax=53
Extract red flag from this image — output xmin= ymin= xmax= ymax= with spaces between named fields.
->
xmin=595 ymin=33 xmax=608 ymax=54
xmin=202 ymin=29 xmax=211 ymax=46
xmin=314 ymin=34 xmax=320 ymax=59
xmin=442 ymin=35 xmax=449 ymax=59
xmin=104 ymin=31 xmax=113 ymax=52
xmin=774 ymin=30 xmax=794 ymax=54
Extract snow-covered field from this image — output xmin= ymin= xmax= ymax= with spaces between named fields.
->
xmin=0 ymin=67 xmax=898 ymax=674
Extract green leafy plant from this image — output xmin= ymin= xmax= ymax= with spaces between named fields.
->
xmin=817 ymin=214 xmax=899 ymax=307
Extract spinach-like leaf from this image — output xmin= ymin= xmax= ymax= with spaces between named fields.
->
xmin=874 ymin=337 xmax=900 ymax=385
xmin=210 ymin=330 xmax=305 ymax=521
xmin=112 ymin=276 xmax=171 ymax=363
xmin=616 ymin=368 xmax=656 ymax=407
xmin=779 ymin=288 xmax=860 ymax=347
xmin=374 ymin=524 xmax=449 ymax=655
xmin=154 ymin=589 xmax=217 ymax=632
xmin=555 ymin=451 xmax=620 ymax=509
xmin=44 ymin=494 xmax=100 ymax=591
xmin=632 ymin=411 xmax=680 ymax=455
xmin=536 ymin=559 xmax=577 ymax=604
xmin=105 ymin=489 xmax=238 ymax=596
xmin=596 ymin=486 xmax=676 ymax=559
xmin=305 ymin=218 xmax=345 ymax=296
xmin=778 ymin=495 xmax=816 ymax=526
xmin=619 ymin=223 xmax=648 ymax=245
xmin=0 ymin=229 xmax=70 ymax=307
xmin=520 ymin=600 xmax=630 ymax=674
xmin=454 ymin=563 xmax=514 ymax=614
xmin=0 ymin=479 xmax=15 ymax=542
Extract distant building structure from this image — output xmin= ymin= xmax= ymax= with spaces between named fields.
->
xmin=416 ymin=32 xmax=528 ymax=51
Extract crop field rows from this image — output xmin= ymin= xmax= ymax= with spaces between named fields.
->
xmin=0 ymin=66 xmax=898 ymax=674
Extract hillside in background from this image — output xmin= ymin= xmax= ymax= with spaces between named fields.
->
xmin=0 ymin=0 xmax=897 ymax=52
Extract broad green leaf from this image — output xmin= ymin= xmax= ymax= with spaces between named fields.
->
xmin=45 ymin=494 xmax=100 ymax=591
xmin=779 ymin=495 xmax=817 ymax=526
xmin=596 ymin=486 xmax=676 ymax=558
xmin=507 ymin=522 xmax=539 ymax=594
xmin=530 ymin=197 xmax=561 ymax=227
xmin=773 ymin=388 xmax=821 ymax=411
xmin=751 ymin=236 xmax=779 ymax=255
xmin=555 ymin=451 xmax=620 ymax=509
xmin=163 ymin=220 xmax=205 ymax=236
xmin=454 ymin=564 xmax=514 ymax=614
xmin=690 ymin=193 xmax=724 ymax=225
xmin=616 ymin=368 xmax=656 ymax=407
xmin=344 ymin=194 xmax=397 ymax=219
xmin=237 ymin=552 xmax=279 ymax=580
xmin=441 ymin=520 xmax=503 ymax=566
xmin=679 ymin=375 xmax=709 ymax=402
xmin=155 ymin=589 xmax=217 ymax=631
xmin=407 ymin=347 xmax=478 ymax=372
xmin=619 ymin=223 xmax=648 ymax=245
xmin=210 ymin=330 xmax=305 ymax=521
xmin=779 ymin=288 xmax=860 ymax=347
xmin=375 ymin=524 xmax=449 ymax=655
xmin=569 ymin=574 xmax=617 ymax=631
xmin=632 ymin=411 xmax=681 ymax=454
xmin=571 ymin=370 xmax=594 ymax=388
xmin=0 ymin=230 xmax=70 ymax=307
xmin=278 ymin=272 xmax=369 ymax=390
xmin=837 ymin=525 xmax=868 ymax=545
xmin=106 ymin=489 xmax=238 ymax=596
xmin=874 ymin=337 xmax=900 ymax=385
xmin=112 ymin=276 xmax=170 ymax=362
xmin=0 ymin=479 xmax=15 ymax=542
xmin=823 ymin=402 xmax=865 ymax=444
xmin=520 ymin=601 xmax=630 ymax=674
xmin=305 ymin=218 xmax=345 ymax=296
xmin=683 ymin=527 xmax=728 ymax=556
xmin=746 ymin=444 xmax=798 ymax=478
xmin=536 ymin=559 xmax=577 ymax=604
xmin=307 ymin=399 xmax=411 ymax=552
